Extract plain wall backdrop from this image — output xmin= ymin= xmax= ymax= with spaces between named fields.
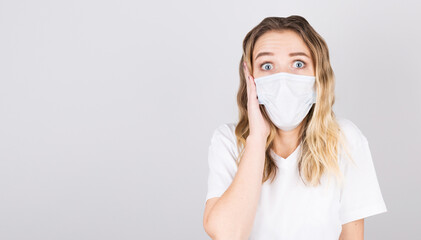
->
xmin=0 ymin=0 xmax=420 ymax=239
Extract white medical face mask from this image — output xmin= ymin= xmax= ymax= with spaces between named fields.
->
xmin=254 ymin=72 xmax=317 ymax=131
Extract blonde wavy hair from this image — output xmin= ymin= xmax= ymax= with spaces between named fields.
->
xmin=235 ymin=15 xmax=354 ymax=188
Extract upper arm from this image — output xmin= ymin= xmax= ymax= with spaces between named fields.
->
xmin=339 ymin=218 xmax=364 ymax=240
xmin=205 ymin=124 xmax=239 ymax=202
xmin=203 ymin=197 xmax=220 ymax=238
xmin=338 ymin=119 xmax=387 ymax=224
xmin=203 ymin=124 xmax=238 ymax=239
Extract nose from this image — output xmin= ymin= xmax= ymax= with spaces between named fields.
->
xmin=275 ymin=66 xmax=291 ymax=74
xmin=274 ymin=62 xmax=293 ymax=74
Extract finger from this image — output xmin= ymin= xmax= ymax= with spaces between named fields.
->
xmin=248 ymin=76 xmax=257 ymax=100
xmin=246 ymin=70 xmax=258 ymax=100
xmin=242 ymin=63 xmax=256 ymax=98
xmin=243 ymin=61 xmax=251 ymax=78
xmin=243 ymin=61 xmax=249 ymax=81
xmin=243 ymin=63 xmax=257 ymax=97
xmin=243 ymin=62 xmax=251 ymax=97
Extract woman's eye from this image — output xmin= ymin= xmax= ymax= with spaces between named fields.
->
xmin=293 ymin=60 xmax=305 ymax=68
xmin=261 ymin=63 xmax=273 ymax=71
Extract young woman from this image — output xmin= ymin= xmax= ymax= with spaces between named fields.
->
xmin=203 ymin=15 xmax=387 ymax=240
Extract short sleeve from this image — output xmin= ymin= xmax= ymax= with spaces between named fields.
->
xmin=339 ymin=121 xmax=388 ymax=225
xmin=205 ymin=123 xmax=239 ymax=205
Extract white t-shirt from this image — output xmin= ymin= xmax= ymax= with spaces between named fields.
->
xmin=205 ymin=117 xmax=387 ymax=240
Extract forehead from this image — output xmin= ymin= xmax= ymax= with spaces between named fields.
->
xmin=253 ymin=30 xmax=310 ymax=57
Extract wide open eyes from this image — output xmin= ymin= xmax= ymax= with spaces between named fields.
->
xmin=260 ymin=60 xmax=306 ymax=71
xmin=261 ymin=62 xmax=273 ymax=71
xmin=292 ymin=60 xmax=305 ymax=69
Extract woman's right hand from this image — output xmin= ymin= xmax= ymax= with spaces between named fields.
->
xmin=243 ymin=61 xmax=270 ymax=141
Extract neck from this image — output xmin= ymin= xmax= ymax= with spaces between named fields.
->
xmin=272 ymin=122 xmax=303 ymax=157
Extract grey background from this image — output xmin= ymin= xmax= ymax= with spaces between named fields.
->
xmin=0 ymin=0 xmax=420 ymax=239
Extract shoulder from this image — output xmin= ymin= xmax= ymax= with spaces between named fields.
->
xmin=211 ymin=122 xmax=237 ymax=141
xmin=336 ymin=117 xmax=369 ymax=149
xmin=209 ymin=122 xmax=239 ymax=155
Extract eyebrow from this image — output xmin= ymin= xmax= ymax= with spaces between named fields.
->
xmin=254 ymin=51 xmax=310 ymax=60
